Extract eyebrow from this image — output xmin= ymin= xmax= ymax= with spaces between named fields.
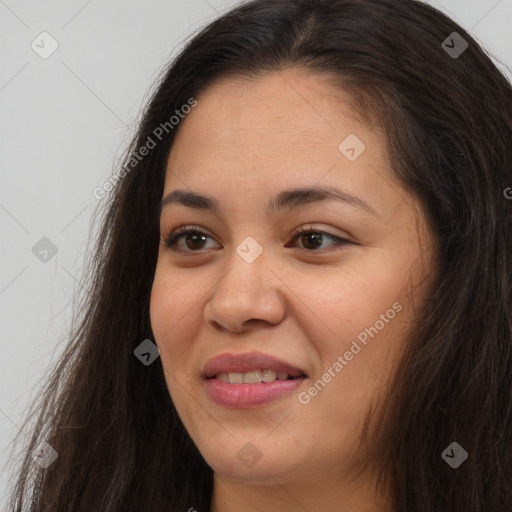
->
xmin=160 ymin=185 xmax=378 ymax=217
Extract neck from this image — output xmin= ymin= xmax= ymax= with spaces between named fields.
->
xmin=209 ymin=468 xmax=392 ymax=512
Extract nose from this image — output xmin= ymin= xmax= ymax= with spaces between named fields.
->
xmin=203 ymin=245 xmax=286 ymax=334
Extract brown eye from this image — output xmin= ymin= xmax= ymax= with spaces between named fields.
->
xmin=298 ymin=231 xmax=324 ymax=250
xmin=289 ymin=226 xmax=351 ymax=252
xmin=163 ymin=227 xmax=218 ymax=252
xmin=181 ymin=232 xmax=208 ymax=250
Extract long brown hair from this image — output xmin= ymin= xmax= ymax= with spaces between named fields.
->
xmin=6 ymin=0 xmax=512 ymax=510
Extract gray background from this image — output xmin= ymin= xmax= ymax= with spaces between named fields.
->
xmin=1 ymin=0 xmax=511 ymax=506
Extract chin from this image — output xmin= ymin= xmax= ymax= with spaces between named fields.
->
xmin=197 ymin=439 xmax=305 ymax=484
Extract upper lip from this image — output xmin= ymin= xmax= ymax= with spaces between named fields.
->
xmin=203 ymin=351 xmax=307 ymax=379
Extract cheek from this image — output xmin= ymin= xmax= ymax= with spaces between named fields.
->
xmin=150 ymin=264 xmax=196 ymax=340
xmin=149 ymin=273 xmax=194 ymax=411
xmin=149 ymin=271 xmax=172 ymax=344
xmin=288 ymin=258 xmax=405 ymax=343
xmin=149 ymin=268 xmax=189 ymax=368
xmin=289 ymin=261 xmax=411 ymax=396
xmin=149 ymin=265 xmax=209 ymax=375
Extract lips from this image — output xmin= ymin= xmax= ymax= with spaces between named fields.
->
xmin=202 ymin=351 xmax=308 ymax=408
xmin=202 ymin=351 xmax=307 ymax=379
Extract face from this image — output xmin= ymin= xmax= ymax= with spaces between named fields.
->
xmin=150 ymin=68 xmax=437 ymax=491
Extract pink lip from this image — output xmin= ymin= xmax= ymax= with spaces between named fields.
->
xmin=202 ymin=351 xmax=306 ymax=378
xmin=205 ymin=377 xmax=305 ymax=408
xmin=202 ymin=351 xmax=307 ymax=409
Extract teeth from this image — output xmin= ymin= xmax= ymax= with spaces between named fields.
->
xmin=215 ymin=369 xmax=295 ymax=383
xmin=228 ymin=372 xmax=243 ymax=384
xmin=243 ymin=370 xmax=262 ymax=383
xmin=262 ymin=369 xmax=277 ymax=382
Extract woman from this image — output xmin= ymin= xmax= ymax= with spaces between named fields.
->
xmin=6 ymin=0 xmax=511 ymax=510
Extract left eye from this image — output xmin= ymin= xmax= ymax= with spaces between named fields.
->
xmin=290 ymin=225 xmax=352 ymax=252
xmin=162 ymin=225 xmax=351 ymax=254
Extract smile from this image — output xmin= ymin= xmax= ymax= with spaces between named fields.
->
xmin=202 ymin=351 xmax=308 ymax=408
xmin=214 ymin=369 xmax=297 ymax=383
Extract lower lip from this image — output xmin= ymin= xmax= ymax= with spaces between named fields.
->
xmin=205 ymin=377 xmax=305 ymax=408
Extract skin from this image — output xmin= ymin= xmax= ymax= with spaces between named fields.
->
xmin=150 ymin=68 xmax=438 ymax=512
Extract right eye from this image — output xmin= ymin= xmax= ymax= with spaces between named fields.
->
xmin=162 ymin=226 xmax=219 ymax=253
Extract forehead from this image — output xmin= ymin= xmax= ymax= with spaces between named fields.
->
xmin=171 ymin=69 xmax=361 ymax=149
xmin=164 ymin=69 xmax=392 ymax=198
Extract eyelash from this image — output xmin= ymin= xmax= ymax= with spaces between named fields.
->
xmin=161 ymin=224 xmax=351 ymax=254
